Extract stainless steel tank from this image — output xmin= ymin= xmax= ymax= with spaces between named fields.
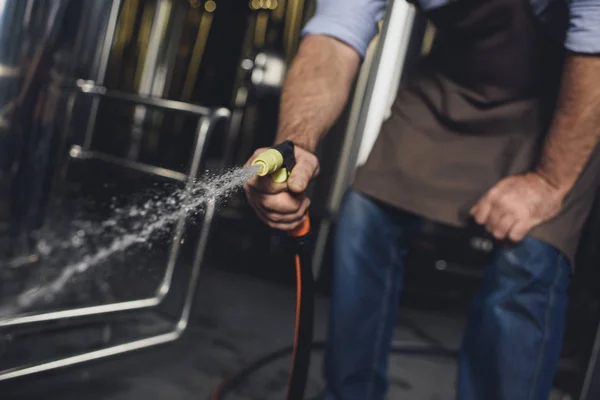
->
xmin=0 ymin=0 xmax=72 ymax=265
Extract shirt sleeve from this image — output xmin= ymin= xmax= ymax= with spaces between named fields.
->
xmin=565 ymin=0 xmax=600 ymax=54
xmin=301 ymin=0 xmax=389 ymax=58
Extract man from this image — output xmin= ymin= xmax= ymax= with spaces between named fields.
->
xmin=244 ymin=0 xmax=600 ymax=398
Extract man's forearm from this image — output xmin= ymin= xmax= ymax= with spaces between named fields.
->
xmin=536 ymin=53 xmax=600 ymax=195
xmin=275 ymin=35 xmax=361 ymax=153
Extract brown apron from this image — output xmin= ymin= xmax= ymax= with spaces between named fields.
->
xmin=352 ymin=0 xmax=600 ymax=264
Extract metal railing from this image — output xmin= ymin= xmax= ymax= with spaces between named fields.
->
xmin=0 ymin=80 xmax=230 ymax=380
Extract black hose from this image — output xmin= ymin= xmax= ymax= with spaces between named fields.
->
xmin=209 ymin=340 xmax=459 ymax=399
xmin=210 ymin=236 xmax=314 ymax=400
xmin=287 ymin=248 xmax=315 ymax=399
xmin=210 ymin=239 xmax=459 ymax=399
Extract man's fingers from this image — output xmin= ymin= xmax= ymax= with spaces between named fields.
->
xmin=246 ymin=192 xmax=307 ymax=231
xmin=247 ymin=187 xmax=303 ymax=214
xmin=507 ymin=221 xmax=531 ymax=242
xmin=260 ymin=192 xmax=302 ymax=214
xmin=266 ymin=216 xmax=308 ymax=232
xmin=288 ymin=149 xmax=319 ymax=194
xmin=491 ymin=213 xmax=517 ymax=240
xmin=471 ymin=198 xmax=493 ymax=225
xmin=469 ymin=173 xmax=563 ymax=244
xmin=245 ymin=192 xmax=272 ymax=225
xmin=245 ymin=186 xmax=310 ymax=224
xmin=245 ymin=146 xmax=319 ymax=195
xmin=262 ymin=197 xmax=310 ymax=224
xmin=245 ymin=175 xmax=288 ymax=194
xmin=485 ymin=208 xmax=503 ymax=235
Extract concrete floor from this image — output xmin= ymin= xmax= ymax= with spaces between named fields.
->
xmin=0 ymin=267 xmax=468 ymax=399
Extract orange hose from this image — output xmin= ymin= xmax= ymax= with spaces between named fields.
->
xmin=210 ymin=253 xmax=304 ymax=400
xmin=289 ymin=215 xmax=311 ymax=238
xmin=286 ymin=254 xmax=302 ymax=392
xmin=210 ymin=376 xmax=229 ymax=400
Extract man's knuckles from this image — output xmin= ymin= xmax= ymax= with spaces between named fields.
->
xmin=259 ymin=193 xmax=302 ymax=213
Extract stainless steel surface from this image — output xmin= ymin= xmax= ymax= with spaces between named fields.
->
xmin=70 ymin=0 xmax=119 ymax=81
xmin=0 ymin=0 xmax=71 ymax=265
xmin=79 ymin=0 xmax=207 ymax=160
xmin=0 ymin=0 xmax=67 ymax=112
xmin=220 ymin=50 xmax=286 ymax=169
xmin=127 ymin=0 xmax=186 ymax=160
xmin=82 ymin=0 xmax=123 ymax=150
xmin=222 ymin=86 xmax=249 ymax=167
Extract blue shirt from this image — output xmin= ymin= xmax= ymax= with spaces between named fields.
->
xmin=301 ymin=0 xmax=600 ymax=58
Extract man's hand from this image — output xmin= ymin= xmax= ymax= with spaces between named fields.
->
xmin=243 ymin=145 xmax=319 ymax=231
xmin=470 ymin=172 xmax=566 ymax=242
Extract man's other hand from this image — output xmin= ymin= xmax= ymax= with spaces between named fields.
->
xmin=470 ymin=172 xmax=566 ymax=242
xmin=243 ymin=145 xmax=319 ymax=231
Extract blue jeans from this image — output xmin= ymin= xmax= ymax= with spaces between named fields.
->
xmin=324 ymin=190 xmax=570 ymax=400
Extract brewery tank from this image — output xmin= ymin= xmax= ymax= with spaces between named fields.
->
xmin=0 ymin=0 xmax=118 ymax=266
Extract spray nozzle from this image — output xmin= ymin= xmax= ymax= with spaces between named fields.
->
xmin=251 ymin=141 xmax=310 ymax=238
xmin=252 ymin=140 xmax=296 ymax=183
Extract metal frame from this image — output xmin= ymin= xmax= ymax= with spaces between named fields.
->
xmin=0 ymin=81 xmax=230 ymax=380
xmin=0 ymin=199 xmax=217 ymax=381
xmin=1 ymin=80 xmax=229 ymax=328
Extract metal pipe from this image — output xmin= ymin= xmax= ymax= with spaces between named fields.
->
xmin=96 ymin=0 xmax=123 ymax=86
xmin=157 ymin=115 xmax=213 ymax=297
xmin=82 ymin=0 xmax=123 ymax=150
xmin=68 ymin=145 xmax=188 ymax=182
xmin=127 ymin=0 xmax=173 ymax=160
xmin=77 ymin=79 xmax=213 ymax=117
xmin=0 ymin=298 xmax=159 ymax=328
xmin=0 ymin=330 xmax=180 ymax=381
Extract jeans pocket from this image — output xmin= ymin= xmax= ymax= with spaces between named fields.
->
xmin=496 ymin=238 xmax=566 ymax=288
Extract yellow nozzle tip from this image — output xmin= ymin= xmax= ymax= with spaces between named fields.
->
xmin=252 ymin=160 xmax=268 ymax=176
xmin=252 ymin=149 xmax=284 ymax=176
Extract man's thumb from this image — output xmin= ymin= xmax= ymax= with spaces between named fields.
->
xmin=287 ymin=163 xmax=312 ymax=193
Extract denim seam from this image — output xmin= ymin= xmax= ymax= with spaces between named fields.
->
xmin=528 ymin=254 xmax=562 ymax=400
xmin=366 ymin=244 xmax=396 ymax=400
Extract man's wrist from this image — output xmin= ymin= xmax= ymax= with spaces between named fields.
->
xmin=275 ymin=136 xmax=317 ymax=154
xmin=532 ymin=166 xmax=571 ymax=198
